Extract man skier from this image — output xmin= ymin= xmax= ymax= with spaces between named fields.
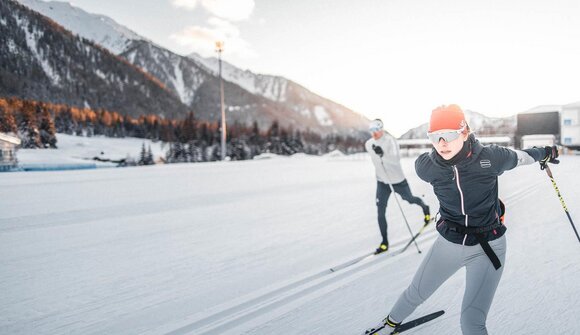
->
xmin=365 ymin=119 xmax=431 ymax=254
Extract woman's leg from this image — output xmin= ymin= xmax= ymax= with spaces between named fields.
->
xmin=460 ymin=236 xmax=507 ymax=335
xmin=389 ymin=236 xmax=463 ymax=322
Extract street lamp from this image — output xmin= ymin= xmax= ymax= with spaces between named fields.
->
xmin=215 ymin=41 xmax=226 ymax=161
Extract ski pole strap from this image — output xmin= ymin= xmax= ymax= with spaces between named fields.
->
xmin=445 ymin=221 xmax=503 ymax=270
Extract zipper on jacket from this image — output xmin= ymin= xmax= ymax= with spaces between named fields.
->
xmin=453 ymin=165 xmax=468 ymax=245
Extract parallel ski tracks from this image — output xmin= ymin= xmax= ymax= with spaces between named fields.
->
xmin=165 ymin=232 xmax=438 ymax=335
xmin=164 ymin=184 xmax=540 ymax=334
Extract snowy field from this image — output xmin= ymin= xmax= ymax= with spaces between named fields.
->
xmin=17 ymin=134 xmax=167 ymax=170
xmin=1 ymin=150 xmax=579 ymax=334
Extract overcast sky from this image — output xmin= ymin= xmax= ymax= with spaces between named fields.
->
xmin=66 ymin=0 xmax=580 ymax=136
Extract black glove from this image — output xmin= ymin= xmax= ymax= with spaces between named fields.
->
xmin=372 ymin=144 xmax=384 ymax=157
xmin=540 ymin=145 xmax=559 ymax=170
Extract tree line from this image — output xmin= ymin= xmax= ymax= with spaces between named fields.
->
xmin=0 ymin=97 xmax=365 ymax=163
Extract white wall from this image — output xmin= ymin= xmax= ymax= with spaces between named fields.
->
xmin=561 ymin=107 xmax=580 ymax=146
xmin=521 ymin=134 xmax=556 ymax=149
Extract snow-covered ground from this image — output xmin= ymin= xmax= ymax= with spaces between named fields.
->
xmin=1 ymin=150 xmax=579 ymax=334
xmin=17 ymin=134 xmax=167 ymax=170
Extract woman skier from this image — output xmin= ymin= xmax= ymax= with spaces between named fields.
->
xmin=375 ymin=104 xmax=560 ymax=335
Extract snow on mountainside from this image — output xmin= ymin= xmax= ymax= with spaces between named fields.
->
xmin=17 ymin=0 xmax=144 ymax=54
xmin=190 ymin=53 xmax=288 ymax=102
xmin=1 ymin=0 xmax=189 ymax=119
xmin=15 ymin=0 xmax=369 ymax=135
xmin=399 ymin=110 xmax=517 ymax=139
xmin=122 ymin=41 xmax=209 ymax=106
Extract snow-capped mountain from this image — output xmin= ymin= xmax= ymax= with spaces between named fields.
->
xmin=399 ymin=110 xmax=517 ymax=139
xmin=16 ymin=0 xmax=370 ymax=135
xmin=190 ymin=53 xmax=288 ymax=102
xmin=1 ymin=0 xmax=188 ymax=119
xmin=122 ymin=41 xmax=209 ymax=106
xmin=17 ymin=0 xmax=143 ymax=54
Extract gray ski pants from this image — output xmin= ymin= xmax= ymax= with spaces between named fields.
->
xmin=389 ymin=235 xmax=507 ymax=335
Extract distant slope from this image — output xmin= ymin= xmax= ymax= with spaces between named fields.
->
xmin=17 ymin=0 xmax=144 ymax=54
xmin=17 ymin=0 xmax=369 ymax=136
xmin=1 ymin=0 xmax=189 ymax=119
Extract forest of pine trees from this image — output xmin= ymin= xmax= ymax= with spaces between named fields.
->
xmin=0 ymin=97 xmax=365 ymax=164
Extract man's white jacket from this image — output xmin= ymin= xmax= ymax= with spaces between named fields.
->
xmin=365 ymin=132 xmax=406 ymax=185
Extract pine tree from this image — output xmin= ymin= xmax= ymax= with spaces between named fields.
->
xmin=181 ymin=111 xmax=197 ymax=143
xmin=146 ymin=145 xmax=154 ymax=165
xmin=18 ymin=101 xmax=41 ymax=148
xmin=138 ymin=142 xmax=147 ymax=165
xmin=0 ymin=103 xmax=17 ymax=133
xmin=55 ymin=107 xmax=74 ymax=134
xmin=38 ymin=104 xmax=57 ymax=148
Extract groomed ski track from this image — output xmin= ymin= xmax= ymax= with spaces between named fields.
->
xmin=165 ymin=234 xmax=437 ymax=335
xmin=163 ymin=183 xmax=542 ymax=335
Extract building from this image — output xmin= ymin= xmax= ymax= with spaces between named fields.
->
xmin=515 ymin=105 xmax=561 ymax=149
xmin=0 ymin=132 xmax=21 ymax=172
xmin=520 ymin=134 xmax=556 ymax=149
xmin=561 ymin=101 xmax=580 ymax=150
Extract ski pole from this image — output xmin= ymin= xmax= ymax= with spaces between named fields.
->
xmin=543 ymin=164 xmax=580 ymax=243
xmin=379 ymin=160 xmax=422 ymax=253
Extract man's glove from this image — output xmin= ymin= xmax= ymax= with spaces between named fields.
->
xmin=540 ymin=145 xmax=559 ymax=170
xmin=372 ymin=144 xmax=384 ymax=157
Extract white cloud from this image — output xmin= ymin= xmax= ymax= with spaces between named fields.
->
xmin=171 ymin=0 xmax=198 ymax=10
xmin=170 ymin=17 xmax=256 ymax=58
xmin=171 ymin=0 xmax=255 ymax=21
xmin=201 ymin=0 xmax=255 ymax=21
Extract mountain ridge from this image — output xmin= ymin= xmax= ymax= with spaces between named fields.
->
xmin=1 ymin=0 xmax=190 ymax=119
xmin=16 ymin=0 xmax=369 ymax=136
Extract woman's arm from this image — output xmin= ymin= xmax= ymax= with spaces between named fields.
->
xmin=519 ymin=146 xmax=559 ymax=168
xmin=489 ymin=145 xmax=551 ymax=174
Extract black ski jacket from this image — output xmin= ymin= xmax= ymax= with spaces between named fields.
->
xmin=415 ymin=134 xmax=545 ymax=245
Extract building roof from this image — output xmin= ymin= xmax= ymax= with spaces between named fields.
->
xmin=521 ymin=134 xmax=556 ymax=140
xmin=563 ymin=101 xmax=580 ymax=108
xmin=0 ymin=132 xmax=22 ymax=145
xmin=521 ymin=105 xmax=562 ymax=114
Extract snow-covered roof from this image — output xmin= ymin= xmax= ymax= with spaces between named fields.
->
xmin=563 ymin=101 xmax=580 ymax=109
xmin=478 ymin=136 xmax=512 ymax=144
xmin=521 ymin=105 xmax=562 ymax=114
xmin=398 ymin=139 xmax=430 ymax=146
xmin=0 ymin=132 xmax=21 ymax=145
xmin=521 ymin=134 xmax=556 ymax=140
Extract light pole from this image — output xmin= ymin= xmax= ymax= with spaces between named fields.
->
xmin=215 ymin=41 xmax=226 ymax=161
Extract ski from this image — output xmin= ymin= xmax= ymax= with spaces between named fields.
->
xmin=398 ymin=218 xmax=433 ymax=254
xmin=363 ymin=310 xmax=445 ymax=335
xmin=329 ymin=251 xmax=376 ymax=272
xmin=391 ymin=310 xmax=444 ymax=333
xmin=331 ymin=218 xmax=434 ymax=273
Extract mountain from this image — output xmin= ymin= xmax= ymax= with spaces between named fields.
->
xmin=121 ymin=41 xmax=369 ymax=134
xmin=399 ymin=110 xmax=517 ymax=139
xmin=190 ymin=53 xmax=289 ymax=102
xmin=16 ymin=0 xmax=369 ymax=136
xmin=1 ymin=0 xmax=189 ymax=119
xmin=17 ymin=0 xmax=143 ymax=54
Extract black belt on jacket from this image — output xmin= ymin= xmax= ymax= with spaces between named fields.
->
xmin=445 ymin=220 xmax=503 ymax=270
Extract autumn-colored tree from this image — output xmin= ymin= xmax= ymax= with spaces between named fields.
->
xmin=0 ymin=101 xmax=17 ymax=133
xmin=38 ymin=103 xmax=57 ymax=148
xmin=18 ymin=100 xmax=41 ymax=148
